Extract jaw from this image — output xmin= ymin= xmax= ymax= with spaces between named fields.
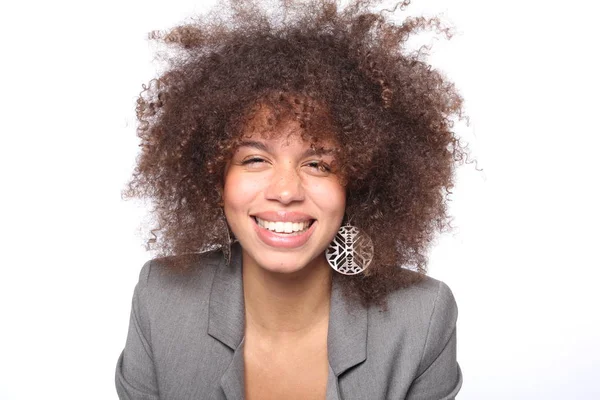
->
xmin=241 ymin=243 xmax=330 ymax=280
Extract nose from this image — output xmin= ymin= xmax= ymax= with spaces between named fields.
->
xmin=264 ymin=162 xmax=305 ymax=204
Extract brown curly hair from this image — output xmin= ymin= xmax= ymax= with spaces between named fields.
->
xmin=124 ymin=0 xmax=467 ymax=306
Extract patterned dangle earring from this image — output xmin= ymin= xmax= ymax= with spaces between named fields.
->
xmin=326 ymin=221 xmax=374 ymax=275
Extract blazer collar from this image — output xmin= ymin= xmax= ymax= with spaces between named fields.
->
xmin=327 ymin=274 xmax=368 ymax=376
xmin=208 ymin=242 xmax=368 ymax=376
xmin=208 ymin=242 xmax=245 ymax=350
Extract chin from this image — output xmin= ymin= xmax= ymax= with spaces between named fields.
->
xmin=244 ymin=248 xmax=325 ymax=275
xmin=262 ymin=263 xmax=305 ymax=275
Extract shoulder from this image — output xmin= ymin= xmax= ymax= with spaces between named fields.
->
xmin=120 ymin=249 xmax=237 ymax=398
xmin=366 ymin=274 xmax=458 ymax=369
xmin=384 ymin=274 xmax=458 ymax=328
xmin=133 ymin=250 xmax=224 ymax=317
xmin=137 ymin=250 xmax=223 ymax=290
xmin=334 ymin=275 xmax=460 ymax=397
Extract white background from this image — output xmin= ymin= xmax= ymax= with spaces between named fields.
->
xmin=1 ymin=0 xmax=598 ymax=398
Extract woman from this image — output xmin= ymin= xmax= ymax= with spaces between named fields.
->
xmin=116 ymin=0 xmax=465 ymax=399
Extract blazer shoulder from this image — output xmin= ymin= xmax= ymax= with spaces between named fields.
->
xmin=133 ymin=250 xmax=224 ymax=311
xmin=368 ymin=275 xmax=458 ymax=348
xmin=386 ymin=274 xmax=457 ymax=317
xmin=409 ymin=276 xmax=458 ymax=338
xmin=137 ymin=250 xmax=223 ymax=289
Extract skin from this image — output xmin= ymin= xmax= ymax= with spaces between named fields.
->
xmin=223 ymin=117 xmax=345 ymax=275
xmin=222 ymin=109 xmax=346 ymax=399
xmin=127 ymin=0 xmax=465 ymax=306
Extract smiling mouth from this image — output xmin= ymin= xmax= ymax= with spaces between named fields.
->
xmin=252 ymin=216 xmax=315 ymax=236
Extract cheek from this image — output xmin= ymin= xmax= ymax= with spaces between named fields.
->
xmin=308 ymin=180 xmax=346 ymax=219
xmin=223 ymin=170 xmax=263 ymax=212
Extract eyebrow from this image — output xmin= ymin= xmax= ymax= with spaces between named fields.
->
xmin=237 ymin=140 xmax=269 ymax=152
xmin=236 ymin=140 xmax=336 ymax=158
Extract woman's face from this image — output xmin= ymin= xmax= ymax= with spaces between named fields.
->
xmin=223 ymin=114 xmax=345 ymax=275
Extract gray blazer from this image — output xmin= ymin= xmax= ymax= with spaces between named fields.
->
xmin=116 ymin=244 xmax=462 ymax=399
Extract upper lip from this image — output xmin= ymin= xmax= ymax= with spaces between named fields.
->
xmin=252 ymin=211 xmax=315 ymax=223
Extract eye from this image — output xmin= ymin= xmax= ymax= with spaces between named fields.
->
xmin=305 ymin=160 xmax=332 ymax=175
xmin=241 ymin=156 xmax=266 ymax=165
xmin=239 ymin=156 xmax=270 ymax=170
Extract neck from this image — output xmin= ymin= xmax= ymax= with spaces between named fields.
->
xmin=242 ymin=252 xmax=332 ymax=337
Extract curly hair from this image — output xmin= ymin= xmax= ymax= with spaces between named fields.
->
xmin=124 ymin=0 xmax=467 ymax=306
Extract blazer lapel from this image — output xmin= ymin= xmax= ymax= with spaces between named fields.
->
xmin=327 ymin=276 xmax=368 ymax=378
xmin=220 ymin=339 xmax=246 ymax=400
xmin=206 ymin=244 xmax=368 ymax=400
xmin=326 ymin=363 xmax=341 ymax=400
xmin=208 ymin=243 xmax=245 ymax=399
xmin=208 ymin=243 xmax=245 ymax=349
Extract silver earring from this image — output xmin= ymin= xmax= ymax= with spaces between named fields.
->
xmin=326 ymin=222 xmax=374 ymax=275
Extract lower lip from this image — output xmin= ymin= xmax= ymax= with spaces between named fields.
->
xmin=253 ymin=218 xmax=316 ymax=249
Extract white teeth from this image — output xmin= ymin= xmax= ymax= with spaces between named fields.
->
xmin=275 ymin=221 xmax=284 ymax=232
xmin=255 ymin=217 xmax=312 ymax=233
xmin=283 ymin=222 xmax=293 ymax=233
